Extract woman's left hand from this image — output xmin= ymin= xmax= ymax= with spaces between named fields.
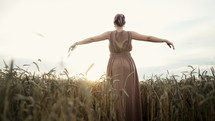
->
xmin=165 ymin=40 xmax=175 ymax=50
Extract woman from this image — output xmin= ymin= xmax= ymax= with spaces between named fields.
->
xmin=68 ymin=14 xmax=174 ymax=121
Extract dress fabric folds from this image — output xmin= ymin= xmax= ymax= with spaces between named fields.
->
xmin=107 ymin=30 xmax=142 ymax=121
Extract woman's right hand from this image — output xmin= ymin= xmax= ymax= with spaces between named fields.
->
xmin=68 ymin=42 xmax=78 ymax=56
xmin=69 ymin=42 xmax=78 ymax=51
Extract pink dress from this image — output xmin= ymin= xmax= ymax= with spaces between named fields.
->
xmin=107 ymin=30 xmax=142 ymax=121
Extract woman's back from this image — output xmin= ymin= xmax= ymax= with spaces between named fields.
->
xmin=109 ymin=30 xmax=132 ymax=53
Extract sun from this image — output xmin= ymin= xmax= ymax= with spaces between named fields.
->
xmin=84 ymin=64 xmax=106 ymax=81
xmin=65 ymin=62 xmax=106 ymax=82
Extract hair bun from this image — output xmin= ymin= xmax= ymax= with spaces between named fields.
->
xmin=114 ymin=14 xmax=126 ymax=27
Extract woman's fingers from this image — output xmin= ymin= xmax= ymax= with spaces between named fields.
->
xmin=171 ymin=43 xmax=175 ymax=50
xmin=68 ymin=46 xmax=73 ymax=53
xmin=68 ymin=45 xmax=75 ymax=57
xmin=169 ymin=42 xmax=175 ymax=50
xmin=166 ymin=41 xmax=175 ymax=50
xmin=71 ymin=45 xmax=76 ymax=51
xmin=68 ymin=47 xmax=71 ymax=53
xmin=68 ymin=43 xmax=77 ymax=54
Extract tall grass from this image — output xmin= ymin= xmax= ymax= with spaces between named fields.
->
xmin=141 ymin=66 xmax=215 ymax=121
xmin=0 ymin=61 xmax=215 ymax=121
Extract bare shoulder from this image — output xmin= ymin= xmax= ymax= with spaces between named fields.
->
xmin=128 ymin=31 xmax=140 ymax=36
xmin=93 ymin=31 xmax=112 ymax=40
xmin=104 ymin=31 xmax=112 ymax=35
xmin=101 ymin=31 xmax=112 ymax=39
xmin=128 ymin=31 xmax=148 ymax=40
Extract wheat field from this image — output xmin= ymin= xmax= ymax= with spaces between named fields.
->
xmin=0 ymin=61 xmax=215 ymax=121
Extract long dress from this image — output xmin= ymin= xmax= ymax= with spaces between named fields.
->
xmin=107 ymin=30 xmax=142 ymax=121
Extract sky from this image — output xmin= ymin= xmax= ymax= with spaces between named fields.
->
xmin=0 ymin=0 xmax=215 ymax=80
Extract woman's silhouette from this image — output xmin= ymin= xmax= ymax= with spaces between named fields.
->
xmin=68 ymin=14 xmax=174 ymax=121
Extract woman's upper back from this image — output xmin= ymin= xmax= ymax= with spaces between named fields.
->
xmin=108 ymin=30 xmax=132 ymax=53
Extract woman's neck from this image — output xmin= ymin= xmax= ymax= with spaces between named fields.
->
xmin=115 ymin=26 xmax=124 ymax=32
xmin=116 ymin=28 xmax=123 ymax=32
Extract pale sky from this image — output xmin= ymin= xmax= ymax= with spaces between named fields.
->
xmin=0 ymin=0 xmax=215 ymax=80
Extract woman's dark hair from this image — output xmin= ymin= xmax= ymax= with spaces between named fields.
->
xmin=114 ymin=14 xmax=126 ymax=27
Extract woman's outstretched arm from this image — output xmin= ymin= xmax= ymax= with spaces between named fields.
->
xmin=68 ymin=31 xmax=111 ymax=52
xmin=76 ymin=31 xmax=111 ymax=45
xmin=130 ymin=31 xmax=175 ymax=50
